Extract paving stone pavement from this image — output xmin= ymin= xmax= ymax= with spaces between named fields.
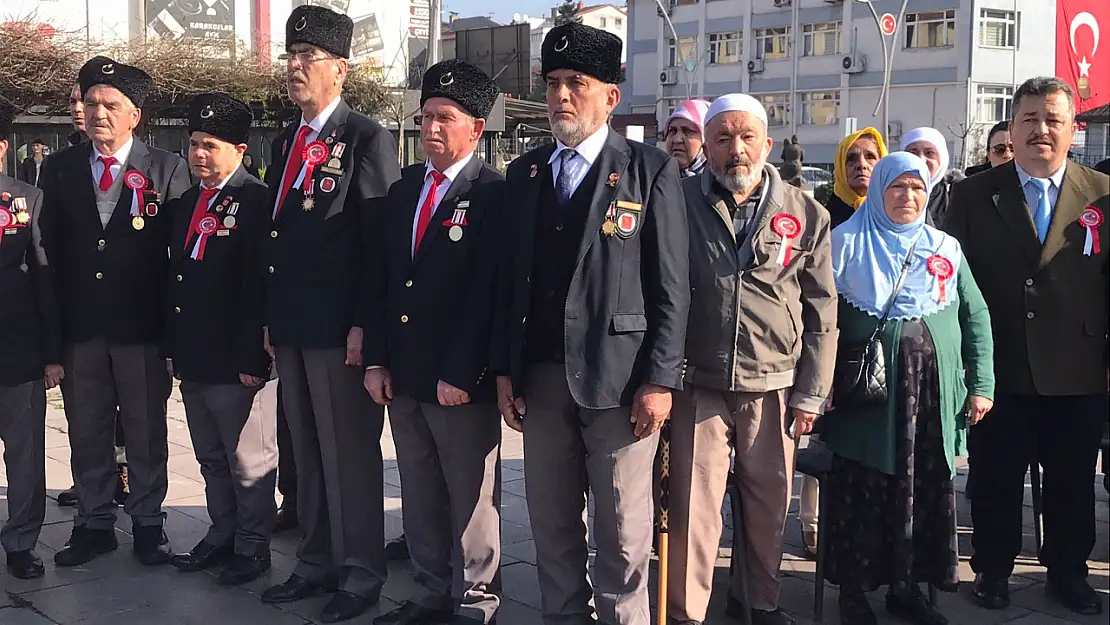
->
xmin=0 ymin=382 xmax=1106 ymax=624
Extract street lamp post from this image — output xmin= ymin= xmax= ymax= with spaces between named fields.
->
xmin=654 ymin=0 xmax=693 ymax=99
xmin=855 ymin=0 xmax=909 ymax=139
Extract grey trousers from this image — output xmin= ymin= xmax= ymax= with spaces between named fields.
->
xmin=180 ymin=381 xmax=277 ymax=556
xmin=390 ymin=395 xmax=501 ymax=623
xmin=522 ymin=364 xmax=659 ymax=625
xmin=275 ymin=347 xmax=385 ymax=599
xmin=61 ymin=338 xmax=171 ymax=529
xmin=0 ymin=380 xmax=46 ymax=553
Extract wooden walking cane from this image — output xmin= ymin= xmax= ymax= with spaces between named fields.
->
xmin=656 ymin=421 xmax=671 ymax=625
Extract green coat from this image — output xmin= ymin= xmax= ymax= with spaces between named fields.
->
xmin=823 ymin=260 xmax=995 ymax=477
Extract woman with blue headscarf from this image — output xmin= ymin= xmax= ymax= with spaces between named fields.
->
xmin=820 ymin=153 xmax=995 ymax=625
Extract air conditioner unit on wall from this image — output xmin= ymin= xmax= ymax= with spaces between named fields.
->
xmin=841 ymin=53 xmax=865 ymax=74
xmin=747 ymin=59 xmax=765 ymax=73
xmin=660 ymin=68 xmax=679 ymax=85
xmin=823 ymin=0 xmax=844 ymax=4
xmin=773 ymin=0 xmax=792 ymax=7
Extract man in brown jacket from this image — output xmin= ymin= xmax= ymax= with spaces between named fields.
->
xmin=946 ymin=77 xmax=1108 ymax=616
xmin=666 ymin=94 xmax=838 ymax=625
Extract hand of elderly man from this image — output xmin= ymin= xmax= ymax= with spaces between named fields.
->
xmin=631 ymin=384 xmax=672 ymax=439
xmin=792 ymin=408 xmax=818 ymax=439
xmin=965 ymin=394 xmax=994 ymax=425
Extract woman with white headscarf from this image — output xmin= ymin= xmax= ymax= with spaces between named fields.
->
xmin=900 ymin=127 xmax=965 ymax=228
xmin=821 ymin=152 xmax=995 ymax=625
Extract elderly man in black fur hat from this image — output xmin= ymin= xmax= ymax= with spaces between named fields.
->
xmin=41 ymin=56 xmax=191 ymax=568
xmin=362 ymin=58 xmax=504 ymax=625
xmin=492 ymin=22 xmax=689 ymax=625
xmin=259 ymin=5 xmax=401 ymax=623
xmin=164 ymin=93 xmax=277 ymax=587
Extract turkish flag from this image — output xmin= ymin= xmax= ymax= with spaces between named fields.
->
xmin=1057 ymin=0 xmax=1110 ymax=114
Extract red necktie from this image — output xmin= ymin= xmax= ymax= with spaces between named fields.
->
xmin=186 ymin=187 xmax=220 ymax=250
xmin=275 ymin=126 xmax=313 ymax=216
xmin=98 ymin=156 xmax=117 ymax=192
xmin=414 ymin=170 xmax=446 ymax=253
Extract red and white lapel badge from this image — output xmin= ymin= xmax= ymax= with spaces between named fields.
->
xmin=771 ymin=213 xmax=801 ymax=266
xmin=442 ymin=200 xmax=470 ymax=242
xmin=612 ymin=200 xmax=642 ymax=238
xmin=529 ymin=164 xmax=538 ymax=179
xmin=607 ymin=173 xmax=620 ymax=188
xmin=926 ymin=255 xmax=954 ymax=303
xmin=1080 ymin=205 xmax=1103 ymax=256
xmin=124 ymin=171 xmax=152 ymax=230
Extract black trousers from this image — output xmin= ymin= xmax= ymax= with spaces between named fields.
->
xmin=276 ymin=380 xmax=297 ymax=506
xmin=968 ymin=392 xmax=1107 ymax=580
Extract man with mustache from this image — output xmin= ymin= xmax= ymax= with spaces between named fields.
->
xmin=39 ymin=57 xmax=191 ymax=567
xmin=666 ymin=94 xmax=837 ymax=625
xmin=947 ymin=76 xmax=1108 ymax=616
xmin=493 ymin=22 xmax=689 ymax=625
xmin=260 ymin=5 xmax=401 ymax=623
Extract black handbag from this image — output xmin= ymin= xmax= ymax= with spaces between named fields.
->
xmin=832 ymin=241 xmax=918 ymax=409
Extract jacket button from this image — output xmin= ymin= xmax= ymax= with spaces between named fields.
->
xmin=1026 ymin=311 xmax=1035 ymax=319
xmin=271 ymin=230 xmax=278 ymax=238
xmin=1025 ymin=278 xmax=1034 ymax=286
xmin=268 ymin=265 xmax=275 ymax=274
xmin=555 ymin=224 xmax=564 ymax=231
xmin=522 ymin=316 xmax=527 ymax=324
xmin=97 ymin=239 xmax=106 ymax=248
xmin=400 ymin=314 xmax=409 ymax=323
xmin=95 ymin=272 xmax=104 ymax=280
xmin=405 ymin=280 xmax=413 ymax=287
xmin=176 ymin=274 xmax=183 ymax=282
xmin=174 ymin=306 xmax=181 ymax=313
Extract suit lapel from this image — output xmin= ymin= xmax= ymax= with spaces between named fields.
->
xmin=106 ymin=139 xmax=151 ymax=232
xmin=1040 ymin=163 xmax=1088 ymax=269
xmin=74 ymin=144 xmax=101 ymax=231
xmin=412 ymin=157 xmax=483 ymax=267
xmin=515 ymin=145 xmax=556 ymax=280
xmin=320 ymin=102 xmax=351 ymax=220
xmin=991 ymin=163 xmax=1042 ymax=262
xmin=575 ymin=131 xmax=630 ymax=269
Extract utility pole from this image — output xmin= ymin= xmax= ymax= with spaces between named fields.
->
xmin=427 ymin=0 xmax=441 ymax=66
xmin=856 ymin=0 xmax=909 ymax=140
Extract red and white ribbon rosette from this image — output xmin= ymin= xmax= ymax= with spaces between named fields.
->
xmin=293 ymin=141 xmax=329 ymax=191
xmin=1080 ymin=206 xmax=1103 ymax=256
xmin=191 ymin=215 xmax=220 ymax=260
xmin=926 ymin=254 xmax=954 ymax=304
xmin=771 ymin=213 xmax=801 ymax=266
xmin=124 ymin=171 xmax=149 ymax=218
xmin=0 ymin=209 xmax=10 ymax=244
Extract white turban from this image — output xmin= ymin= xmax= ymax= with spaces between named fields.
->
xmin=899 ymin=127 xmax=950 ymax=187
xmin=705 ymin=93 xmax=768 ymax=128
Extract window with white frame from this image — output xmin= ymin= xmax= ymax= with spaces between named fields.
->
xmin=803 ymin=21 xmax=841 ymax=57
xmin=600 ymin=17 xmax=607 ymax=28
xmin=976 ymin=85 xmax=1013 ymax=122
xmin=755 ymin=26 xmax=790 ymax=60
xmin=756 ymin=93 xmax=790 ymax=127
xmin=799 ymin=91 xmax=839 ymax=125
xmin=662 ymin=98 xmax=684 ymax=116
xmin=668 ymin=36 xmax=699 ymax=67
xmin=979 ymin=9 xmax=1019 ymax=49
xmin=615 ymin=18 xmax=623 ymax=28
xmin=709 ymin=31 xmax=742 ymax=64
xmin=905 ymin=10 xmax=956 ymax=49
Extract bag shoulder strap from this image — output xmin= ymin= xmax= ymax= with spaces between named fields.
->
xmin=874 ymin=238 xmax=919 ymax=332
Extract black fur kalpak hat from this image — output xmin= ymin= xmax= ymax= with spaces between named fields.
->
xmin=188 ymin=93 xmax=254 ymax=145
xmin=420 ymin=59 xmax=499 ymax=119
xmin=286 ymin=4 xmax=354 ymax=59
xmin=78 ymin=57 xmax=154 ymax=107
xmin=541 ymin=22 xmax=624 ymax=85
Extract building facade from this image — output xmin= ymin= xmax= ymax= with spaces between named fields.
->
xmin=622 ymin=0 xmax=1057 ymax=166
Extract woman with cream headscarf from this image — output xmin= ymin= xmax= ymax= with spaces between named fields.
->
xmin=821 ymin=152 xmax=995 ymax=625
xmin=827 ymin=127 xmax=888 ymax=228
xmin=900 ymin=127 xmax=965 ymax=228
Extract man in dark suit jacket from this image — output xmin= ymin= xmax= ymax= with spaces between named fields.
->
xmin=0 ymin=103 xmax=63 ymax=580
xmin=946 ymin=77 xmax=1108 ymax=616
xmin=163 ymin=93 xmax=276 ymax=587
xmin=492 ymin=23 xmax=689 ymax=625
xmin=40 ymin=57 xmax=191 ymax=569
xmin=362 ymin=59 xmax=504 ymax=625
xmin=259 ymin=6 xmax=401 ymax=623
xmin=19 ymin=138 xmax=46 ymax=187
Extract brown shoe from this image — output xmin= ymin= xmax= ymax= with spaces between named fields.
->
xmin=803 ymin=530 xmax=818 ymax=559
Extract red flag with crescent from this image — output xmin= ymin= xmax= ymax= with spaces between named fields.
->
xmin=1057 ymin=0 xmax=1109 ymax=114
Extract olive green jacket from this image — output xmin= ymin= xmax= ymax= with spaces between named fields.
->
xmin=822 ymin=260 xmax=995 ymax=477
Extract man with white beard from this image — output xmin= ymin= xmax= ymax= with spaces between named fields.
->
xmin=665 ymin=94 xmax=838 ymax=625
xmin=492 ymin=21 xmax=689 ymax=625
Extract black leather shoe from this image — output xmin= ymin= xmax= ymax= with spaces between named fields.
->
xmin=838 ymin=590 xmax=878 ymax=625
xmin=133 ymin=526 xmax=172 ymax=565
xmin=57 ymin=486 xmax=78 ymax=507
xmin=321 ymin=591 xmax=376 ymax=623
xmin=6 ymin=550 xmax=45 ymax=579
xmin=114 ymin=463 xmax=129 ymax=505
xmin=385 ymin=534 xmax=410 ymax=561
xmin=751 ymin=608 xmax=796 ymax=625
xmin=218 ymin=553 xmax=271 ymax=586
xmin=373 ymin=601 xmax=453 ymax=624
xmin=273 ymin=505 xmax=299 ymax=533
xmin=262 ymin=574 xmax=334 ymax=603
xmin=170 ymin=541 xmax=232 ymax=572
xmin=450 ymin=616 xmax=490 ymax=625
xmin=1047 ymin=576 xmax=1103 ymax=615
xmin=972 ymin=574 xmax=1009 ymax=610
xmin=886 ymin=586 xmax=948 ymax=625
xmin=54 ymin=526 xmax=118 ymax=567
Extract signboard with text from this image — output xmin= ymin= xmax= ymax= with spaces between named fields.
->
xmin=146 ymin=0 xmax=236 ymax=58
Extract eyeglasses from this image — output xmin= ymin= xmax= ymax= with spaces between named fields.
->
xmin=990 ymin=143 xmax=1014 ymax=156
xmin=278 ymin=51 xmax=337 ymax=66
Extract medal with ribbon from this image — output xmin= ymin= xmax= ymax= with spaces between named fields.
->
xmin=770 ymin=213 xmax=801 ymax=266
xmin=191 ymin=215 xmax=220 ymax=260
xmin=1080 ymin=206 xmax=1103 ymax=256
xmin=601 ymin=202 xmax=618 ymax=236
xmin=294 ymin=141 xmax=328 ymax=193
xmin=0 ymin=197 xmax=26 ymax=245
xmin=442 ymin=206 xmax=468 ymax=241
xmin=125 ymin=171 xmax=150 ymax=229
xmin=926 ymin=254 xmax=954 ymax=303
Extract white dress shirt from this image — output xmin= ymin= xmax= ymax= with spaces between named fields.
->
xmin=188 ymin=166 xmax=240 ymax=257
xmin=412 ymin=152 xmax=474 ymax=256
xmin=548 ymin=125 xmax=609 ymax=198
xmin=90 ymin=136 xmax=134 ymax=187
xmin=1015 ymin=160 xmax=1066 ymax=216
